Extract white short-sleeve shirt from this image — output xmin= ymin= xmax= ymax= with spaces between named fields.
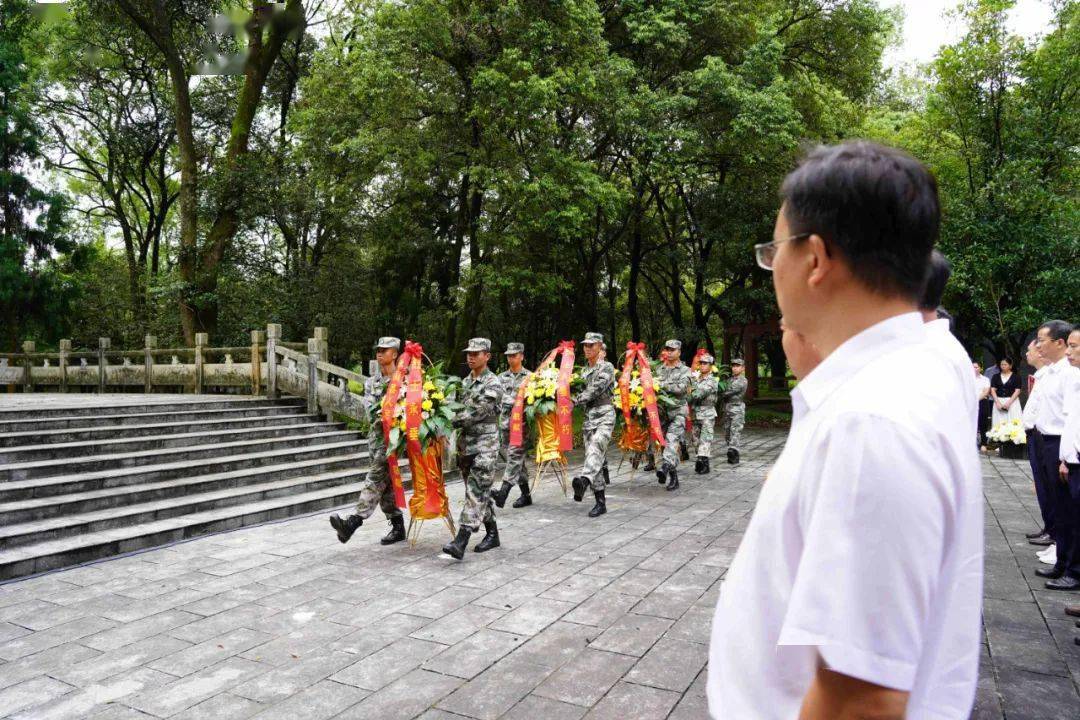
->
xmin=1059 ymin=374 xmax=1080 ymax=464
xmin=925 ymin=318 xmax=976 ymax=426
xmin=707 ymin=313 xmax=983 ymax=720
xmin=1036 ymin=357 xmax=1080 ymax=436
xmin=1023 ymin=366 xmax=1047 ymax=430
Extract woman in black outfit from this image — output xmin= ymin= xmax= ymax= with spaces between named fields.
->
xmin=990 ymin=357 xmax=1023 ymax=428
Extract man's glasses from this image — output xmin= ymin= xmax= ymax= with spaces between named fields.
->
xmin=754 ymin=233 xmax=812 ymax=270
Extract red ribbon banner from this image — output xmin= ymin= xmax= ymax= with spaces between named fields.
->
xmin=619 ymin=341 xmax=666 ymax=447
xmin=555 ymin=340 xmax=575 ymax=451
xmin=381 ymin=341 xmax=424 ymax=508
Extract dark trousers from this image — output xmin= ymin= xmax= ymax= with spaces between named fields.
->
xmin=1028 ymin=430 xmax=1054 ymax=532
xmin=1038 ymin=435 xmax=1079 ymax=577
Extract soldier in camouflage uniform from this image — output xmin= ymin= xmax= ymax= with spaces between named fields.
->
xmin=689 ymin=354 xmax=719 ymax=475
xmin=720 ymin=358 xmax=748 ymax=465
xmin=442 ymin=338 xmax=504 ymax=560
xmin=656 ymin=339 xmax=691 ymax=491
xmin=571 ymin=333 xmax=616 ymax=517
xmin=329 ymin=337 xmax=406 ymax=545
xmin=491 ymin=342 xmax=532 ymax=509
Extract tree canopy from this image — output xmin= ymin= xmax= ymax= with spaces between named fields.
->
xmin=1 ymin=0 xmax=1075 ymax=382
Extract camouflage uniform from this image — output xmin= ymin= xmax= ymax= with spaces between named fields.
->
xmin=453 ymin=366 xmax=503 ymax=532
xmin=575 ymin=356 xmax=616 ymax=491
xmin=689 ymin=370 xmax=719 ymax=457
xmin=498 ymin=366 xmax=531 ymax=494
xmin=355 ymin=370 xmax=402 ymax=521
xmin=721 ymin=373 xmax=748 ymax=451
xmin=657 ymin=354 xmax=691 ymax=472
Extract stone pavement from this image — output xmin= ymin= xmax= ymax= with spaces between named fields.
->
xmin=0 ymin=429 xmax=1077 ymax=719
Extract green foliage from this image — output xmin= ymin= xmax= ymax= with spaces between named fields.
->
xmin=862 ymin=0 xmax=1079 ymax=360
xmin=12 ymin=0 xmax=1072 ymax=387
xmin=0 ymin=0 xmax=76 ymax=350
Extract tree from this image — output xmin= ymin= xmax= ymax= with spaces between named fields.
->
xmin=0 ymin=0 xmax=72 ymax=350
xmin=40 ymin=5 xmax=178 ymax=335
xmin=110 ymin=0 xmax=306 ymax=342
xmin=864 ymin=0 xmax=1079 ymax=360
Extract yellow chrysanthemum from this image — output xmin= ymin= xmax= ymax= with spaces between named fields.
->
xmin=422 ymin=399 xmax=433 ymax=411
xmin=423 ymin=381 xmax=436 ymax=392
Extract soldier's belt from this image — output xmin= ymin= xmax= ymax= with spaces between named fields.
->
xmin=585 ymin=395 xmax=613 ymax=409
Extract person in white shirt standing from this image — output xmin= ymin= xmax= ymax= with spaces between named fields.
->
xmin=1031 ymin=320 xmax=1080 ymax=590
xmin=708 ymin=141 xmax=983 ymax=720
xmin=1058 ymin=328 xmax=1080 ymax=621
xmin=1022 ymin=340 xmax=1053 ymax=547
xmin=918 ymin=250 xmax=975 ymax=422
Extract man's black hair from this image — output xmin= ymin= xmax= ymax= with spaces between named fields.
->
xmin=1040 ymin=320 xmax=1075 ymax=343
xmin=780 ymin=140 xmax=940 ymax=300
xmin=920 ymin=249 xmax=951 ymax=311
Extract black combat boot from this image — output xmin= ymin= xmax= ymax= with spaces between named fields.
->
xmin=441 ymin=527 xmax=473 ymax=560
xmin=474 ymin=519 xmax=501 ymax=552
xmin=491 ymin=481 xmax=513 ymax=509
xmin=701 ymin=456 xmax=710 ymax=474
xmin=380 ymin=515 xmax=406 ymax=545
xmin=601 ymin=463 xmax=610 ymax=485
xmin=329 ymin=513 xmax=363 ymax=544
xmin=727 ymin=448 xmax=740 ymax=465
xmin=588 ymin=489 xmax=607 ymax=518
xmin=694 ymin=457 xmax=705 ymax=474
xmin=656 ymin=467 xmax=667 ymax=485
xmin=512 ymin=484 xmax=533 ymax=508
xmin=666 ymin=466 xmax=680 ymax=491
xmin=679 ymin=443 xmax=690 ymax=461
xmin=572 ymin=475 xmax=589 ymax=502
xmin=642 ymin=455 xmax=656 ymax=472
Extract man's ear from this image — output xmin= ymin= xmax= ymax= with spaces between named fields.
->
xmin=805 ymin=234 xmax=832 ymax=289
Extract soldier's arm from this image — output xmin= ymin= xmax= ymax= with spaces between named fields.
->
xmin=689 ymin=377 xmax=710 ymax=403
xmin=574 ymin=365 xmax=609 ymax=405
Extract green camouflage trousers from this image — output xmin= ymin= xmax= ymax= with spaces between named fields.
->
xmin=660 ymin=411 xmax=687 ymax=471
xmin=721 ymin=405 xmax=745 ymax=450
xmin=693 ymin=415 xmax=715 ymax=457
xmin=499 ymin=418 xmax=529 ymax=492
xmin=355 ymin=429 xmax=402 ymax=520
xmin=581 ymin=406 xmax=615 ymax=491
xmin=457 ymin=442 xmax=498 ymax=532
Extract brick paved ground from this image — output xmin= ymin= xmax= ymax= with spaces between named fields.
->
xmin=0 ymin=429 xmax=1078 ymax=719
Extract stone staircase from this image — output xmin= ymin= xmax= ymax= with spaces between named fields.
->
xmin=0 ymin=396 xmax=374 ymax=580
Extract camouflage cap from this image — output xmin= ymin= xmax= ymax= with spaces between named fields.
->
xmin=504 ymin=342 xmax=524 ymax=355
xmin=374 ymin=336 xmax=401 ymax=350
xmin=582 ymin=332 xmax=604 ymax=345
xmin=731 ymin=357 xmax=744 ymax=365
xmin=463 ymin=337 xmax=492 ymax=353
xmin=699 ymin=354 xmax=715 ymax=365
xmin=664 ymin=339 xmax=682 ymax=350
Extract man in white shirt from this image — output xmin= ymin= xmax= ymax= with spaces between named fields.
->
xmin=918 ymin=250 xmax=975 ymax=422
xmin=1059 ymin=328 xmax=1080 ymax=618
xmin=1022 ymin=340 xmax=1053 ymax=545
xmin=708 ymin=141 xmax=982 ymax=719
xmin=1032 ymin=320 xmax=1080 ymax=590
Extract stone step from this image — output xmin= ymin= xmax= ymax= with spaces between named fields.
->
xmin=0 ymin=453 xmax=369 ymax=525
xmin=0 ymin=402 xmax=308 ymax=434
xmin=0 ymin=412 xmax=318 ymax=447
xmin=0 ymin=430 xmax=364 ymax=482
xmin=0 ymin=481 xmax=376 ymax=580
xmin=0 ymin=440 xmax=369 ymax=501
xmin=0 ymin=396 xmax=303 ymax=421
xmin=0 ymin=421 xmax=345 ymax=464
xmin=0 ymin=468 xmax=372 ymax=549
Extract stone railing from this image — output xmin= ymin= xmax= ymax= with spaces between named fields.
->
xmin=1 ymin=324 xmax=372 ymax=425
